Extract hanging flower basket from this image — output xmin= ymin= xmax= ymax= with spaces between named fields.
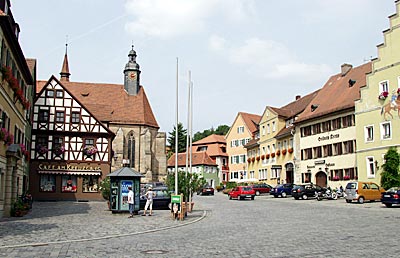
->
xmin=247 ymin=158 xmax=251 ymax=163
xmin=36 ymin=144 xmax=48 ymax=155
xmin=54 ymin=145 xmax=65 ymax=156
xmin=83 ymin=146 xmax=98 ymax=156
xmin=266 ymin=154 xmax=270 ymax=159
xmin=251 ymin=157 xmax=255 ymax=163
xmin=261 ymin=155 xmax=265 ymax=160
xmin=282 ymin=149 xmax=287 ymax=155
xmin=271 ymin=153 xmax=276 ymax=158
xmin=378 ymin=91 xmax=389 ymax=100
xmin=276 ymin=150 xmax=281 ymax=156
xmin=256 ymin=156 xmax=260 ymax=161
xmin=288 ymin=148 xmax=294 ymax=154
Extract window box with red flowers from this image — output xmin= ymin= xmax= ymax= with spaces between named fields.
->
xmin=256 ymin=156 xmax=260 ymax=161
xmin=266 ymin=154 xmax=270 ymax=159
xmin=343 ymin=175 xmax=350 ymax=180
xmin=1 ymin=66 xmax=30 ymax=110
xmin=251 ymin=157 xmax=255 ymax=163
xmin=83 ymin=146 xmax=98 ymax=157
xmin=247 ymin=158 xmax=251 ymax=163
xmin=36 ymin=144 xmax=48 ymax=155
xmin=332 ymin=176 xmax=340 ymax=181
xmin=261 ymin=155 xmax=265 ymax=160
xmin=271 ymin=153 xmax=276 ymax=158
xmin=54 ymin=145 xmax=66 ymax=156
xmin=282 ymin=149 xmax=287 ymax=155
xmin=288 ymin=148 xmax=293 ymax=154
xmin=378 ymin=91 xmax=389 ymax=100
xmin=276 ymin=150 xmax=280 ymax=156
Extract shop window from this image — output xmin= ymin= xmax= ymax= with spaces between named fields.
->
xmin=40 ymin=175 xmax=56 ymax=192
xmin=62 ymin=175 xmax=77 ymax=192
xmin=82 ymin=176 xmax=99 ymax=193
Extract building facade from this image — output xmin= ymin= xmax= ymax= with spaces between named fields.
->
xmin=0 ymin=0 xmax=35 ymax=217
xmin=355 ymin=0 xmax=400 ymax=185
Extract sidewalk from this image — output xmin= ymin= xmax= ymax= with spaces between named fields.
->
xmin=0 ymin=201 xmax=206 ymax=249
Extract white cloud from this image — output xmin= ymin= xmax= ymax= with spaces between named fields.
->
xmin=208 ymin=35 xmax=333 ymax=83
xmin=124 ymin=0 xmax=255 ymax=39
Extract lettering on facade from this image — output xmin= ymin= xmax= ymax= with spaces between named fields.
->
xmin=38 ymin=164 xmax=101 ymax=171
xmin=307 ymin=165 xmax=315 ymax=169
xmin=326 ymin=163 xmax=335 ymax=167
xmin=318 ymin=133 xmax=340 ymax=141
xmin=314 ymin=160 xmax=325 ymax=165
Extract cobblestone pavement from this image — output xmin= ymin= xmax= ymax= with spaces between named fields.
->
xmin=1 ymin=193 xmax=400 ymax=257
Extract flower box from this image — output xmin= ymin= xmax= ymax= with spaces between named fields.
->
xmin=261 ymin=155 xmax=265 ymax=160
xmin=251 ymin=157 xmax=255 ymax=162
xmin=36 ymin=144 xmax=48 ymax=155
xmin=256 ymin=156 xmax=260 ymax=161
xmin=282 ymin=149 xmax=287 ymax=155
xmin=247 ymin=158 xmax=251 ymax=163
xmin=343 ymin=176 xmax=350 ymax=180
xmin=378 ymin=91 xmax=389 ymax=100
xmin=332 ymin=176 xmax=340 ymax=181
xmin=54 ymin=145 xmax=65 ymax=156
xmin=271 ymin=153 xmax=276 ymax=158
xmin=83 ymin=146 xmax=98 ymax=156
xmin=288 ymin=148 xmax=293 ymax=154
xmin=276 ymin=150 xmax=280 ymax=156
xmin=266 ymin=154 xmax=270 ymax=159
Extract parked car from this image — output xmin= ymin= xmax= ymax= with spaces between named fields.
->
xmin=197 ymin=186 xmax=215 ymax=195
xmin=228 ymin=186 xmax=256 ymax=200
xmin=251 ymin=183 xmax=273 ymax=195
xmin=270 ymin=183 xmax=294 ymax=198
xmin=292 ymin=184 xmax=324 ymax=200
xmin=345 ymin=181 xmax=385 ymax=204
xmin=381 ymin=187 xmax=400 ymax=207
xmin=139 ymin=187 xmax=171 ymax=210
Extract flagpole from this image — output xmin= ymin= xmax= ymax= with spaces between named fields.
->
xmin=185 ymin=71 xmax=191 ymax=205
xmin=188 ymin=76 xmax=193 ymax=211
xmin=175 ymin=58 xmax=179 ymax=195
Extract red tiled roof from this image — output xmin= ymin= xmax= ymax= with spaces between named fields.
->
xmin=296 ymin=62 xmax=372 ymax=123
xmin=167 ymin=151 xmax=218 ymax=167
xmin=274 ymin=90 xmax=320 ymax=118
xmin=239 ymin=112 xmax=261 ymax=134
xmin=37 ymin=80 xmax=159 ymax=128
xmin=191 ymin=143 xmax=228 ymax=157
xmin=192 ymin=134 xmax=226 ymax=145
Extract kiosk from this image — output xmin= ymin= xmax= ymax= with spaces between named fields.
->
xmin=107 ymin=167 xmax=143 ymax=214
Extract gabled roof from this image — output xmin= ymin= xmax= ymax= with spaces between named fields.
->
xmin=296 ymin=62 xmax=372 ymax=123
xmin=167 ymin=151 xmax=218 ymax=167
xmin=243 ymin=138 xmax=259 ymax=149
xmin=37 ymin=80 xmax=159 ymax=128
xmin=276 ymin=90 xmax=320 ymax=118
xmin=240 ymin=112 xmax=261 ymax=134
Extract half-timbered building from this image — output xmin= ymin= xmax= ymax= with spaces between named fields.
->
xmin=30 ymin=76 xmax=115 ymax=201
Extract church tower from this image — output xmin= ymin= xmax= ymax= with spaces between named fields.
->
xmin=123 ymin=45 xmax=141 ymax=95
xmin=60 ymin=44 xmax=70 ymax=82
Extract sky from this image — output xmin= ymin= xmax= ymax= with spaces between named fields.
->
xmin=11 ymin=0 xmax=397 ymax=134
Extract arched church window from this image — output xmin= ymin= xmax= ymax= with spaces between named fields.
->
xmin=128 ymin=134 xmax=135 ymax=168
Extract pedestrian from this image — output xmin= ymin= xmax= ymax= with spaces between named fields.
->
xmin=128 ymin=186 xmax=134 ymax=218
xmin=142 ymin=186 xmax=155 ymax=216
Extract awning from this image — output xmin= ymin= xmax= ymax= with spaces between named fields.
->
xmin=38 ymin=171 xmax=101 ymax=176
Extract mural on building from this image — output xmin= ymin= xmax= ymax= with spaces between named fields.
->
xmin=381 ymin=89 xmax=400 ymax=120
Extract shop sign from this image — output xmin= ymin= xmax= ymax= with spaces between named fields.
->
xmin=318 ymin=133 xmax=340 ymax=141
xmin=38 ymin=163 xmax=101 ymax=171
xmin=314 ymin=160 xmax=325 ymax=165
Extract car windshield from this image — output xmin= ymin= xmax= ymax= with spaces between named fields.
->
xmin=275 ymin=184 xmax=283 ymax=188
xmin=293 ymin=185 xmax=302 ymax=190
xmin=243 ymin=187 xmax=252 ymax=191
xmin=346 ymin=183 xmax=357 ymax=189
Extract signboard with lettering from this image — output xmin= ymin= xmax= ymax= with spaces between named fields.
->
xmin=120 ymin=180 xmax=133 ymax=211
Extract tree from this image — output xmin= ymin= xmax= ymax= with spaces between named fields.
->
xmin=165 ymin=171 xmax=206 ymax=200
xmin=380 ymin=147 xmax=400 ymax=190
xmin=193 ymin=124 xmax=230 ymax=142
xmin=167 ymin=122 xmax=187 ymax=157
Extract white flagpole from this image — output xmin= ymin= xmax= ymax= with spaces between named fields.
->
xmin=175 ymin=58 xmax=179 ymax=195
xmin=188 ymin=76 xmax=193 ymax=211
xmin=185 ymin=71 xmax=191 ymax=204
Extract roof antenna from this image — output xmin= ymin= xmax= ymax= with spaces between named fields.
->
xmin=65 ymin=35 xmax=69 ymax=54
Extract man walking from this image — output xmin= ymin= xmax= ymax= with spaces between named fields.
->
xmin=128 ymin=186 xmax=134 ymax=218
xmin=142 ymin=186 xmax=155 ymax=216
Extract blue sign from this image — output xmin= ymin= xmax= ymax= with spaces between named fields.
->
xmin=120 ymin=180 xmax=133 ymax=210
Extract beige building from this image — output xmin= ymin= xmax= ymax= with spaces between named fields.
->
xmin=225 ymin=112 xmax=260 ymax=183
xmin=295 ymin=63 xmax=371 ymax=188
xmin=0 ymin=2 xmax=35 ymax=217
xmin=355 ymin=1 xmax=400 ymax=185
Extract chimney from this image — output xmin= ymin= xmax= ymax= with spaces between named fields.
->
xmin=341 ymin=63 xmax=352 ymax=76
xmin=295 ymin=95 xmax=301 ymax=100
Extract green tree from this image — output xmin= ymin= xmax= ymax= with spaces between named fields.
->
xmin=380 ymin=147 xmax=400 ymax=190
xmin=166 ymin=171 xmax=206 ymax=200
xmin=193 ymin=125 xmax=230 ymax=142
xmin=167 ymin=122 xmax=187 ymax=157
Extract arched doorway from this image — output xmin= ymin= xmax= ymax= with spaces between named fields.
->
xmin=285 ymin=163 xmax=294 ymax=184
xmin=315 ymin=171 xmax=327 ymax=187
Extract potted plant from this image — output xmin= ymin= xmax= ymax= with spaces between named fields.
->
xmin=379 ymin=91 xmax=389 ymax=100
xmin=288 ymin=148 xmax=294 ymax=154
xmin=251 ymin=157 xmax=255 ymax=162
xmin=99 ymin=177 xmax=111 ymax=209
xmin=261 ymin=155 xmax=265 ymax=160
xmin=343 ymin=175 xmax=350 ymax=180
xmin=266 ymin=154 xmax=270 ymax=159
xmin=271 ymin=153 xmax=276 ymax=158
xmin=247 ymin=158 xmax=251 ymax=163
xmin=276 ymin=150 xmax=281 ymax=156
xmin=282 ymin=149 xmax=287 ymax=155
xmin=54 ymin=145 xmax=65 ymax=156
xmin=83 ymin=145 xmax=98 ymax=156
xmin=36 ymin=144 xmax=48 ymax=155
xmin=256 ymin=156 xmax=260 ymax=161
xmin=332 ymin=176 xmax=340 ymax=181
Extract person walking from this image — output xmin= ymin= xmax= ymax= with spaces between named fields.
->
xmin=128 ymin=186 xmax=134 ymax=218
xmin=142 ymin=186 xmax=155 ymax=216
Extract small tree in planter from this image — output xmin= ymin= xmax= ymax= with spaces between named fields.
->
xmin=99 ymin=177 xmax=111 ymax=209
xmin=381 ymin=147 xmax=400 ymax=190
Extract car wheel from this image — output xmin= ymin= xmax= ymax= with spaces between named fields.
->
xmin=229 ymin=195 xmax=232 ymax=200
xmin=346 ymin=199 xmax=352 ymax=203
xmin=358 ymin=197 xmax=364 ymax=204
xmin=255 ymin=191 xmax=260 ymax=196
xmin=385 ymin=203 xmax=393 ymax=208
xmin=281 ymin=192 xmax=287 ymax=198
xmin=317 ymin=196 xmax=322 ymax=201
xmin=274 ymin=195 xmax=278 ymax=198
xmin=302 ymin=194 xmax=308 ymax=200
xmin=294 ymin=197 xmax=299 ymax=200
xmin=251 ymin=196 xmax=255 ymax=200
xmin=332 ymin=193 xmax=337 ymax=200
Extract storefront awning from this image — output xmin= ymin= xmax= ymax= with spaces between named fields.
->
xmin=38 ymin=171 xmax=101 ymax=176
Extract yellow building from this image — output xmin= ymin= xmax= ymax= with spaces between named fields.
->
xmin=225 ymin=112 xmax=260 ymax=183
xmin=256 ymin=93 xmax=318 ymax=186
xmin=355 ymin=1 xmax=400 ymax=186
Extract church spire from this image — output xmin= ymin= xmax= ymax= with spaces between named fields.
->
xmin=60 ymin=43 xmax=70 ymax=82
xmin=124 ymin=45 xmax=141 ymax=95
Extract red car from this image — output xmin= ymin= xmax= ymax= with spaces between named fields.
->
xmin=228 ymin=186 xmax=256 ymax=200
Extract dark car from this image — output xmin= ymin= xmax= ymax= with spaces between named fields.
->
xmin=197 ymin=186 xmax=215 ymax=195
xmin=139 ymin=187 xmax=171 ymax=210
xmin=228 ymin=186 xmax=256 ymax=200
xmin=270 ymin=183 xmax=294 ymax=198
xmin=292 ymin=184 xmax=324 ymax=200
xmin=381 ymin=187 xmax=400 ymax=207
xmin=251 ymin=183 xmax=273 ymax=195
